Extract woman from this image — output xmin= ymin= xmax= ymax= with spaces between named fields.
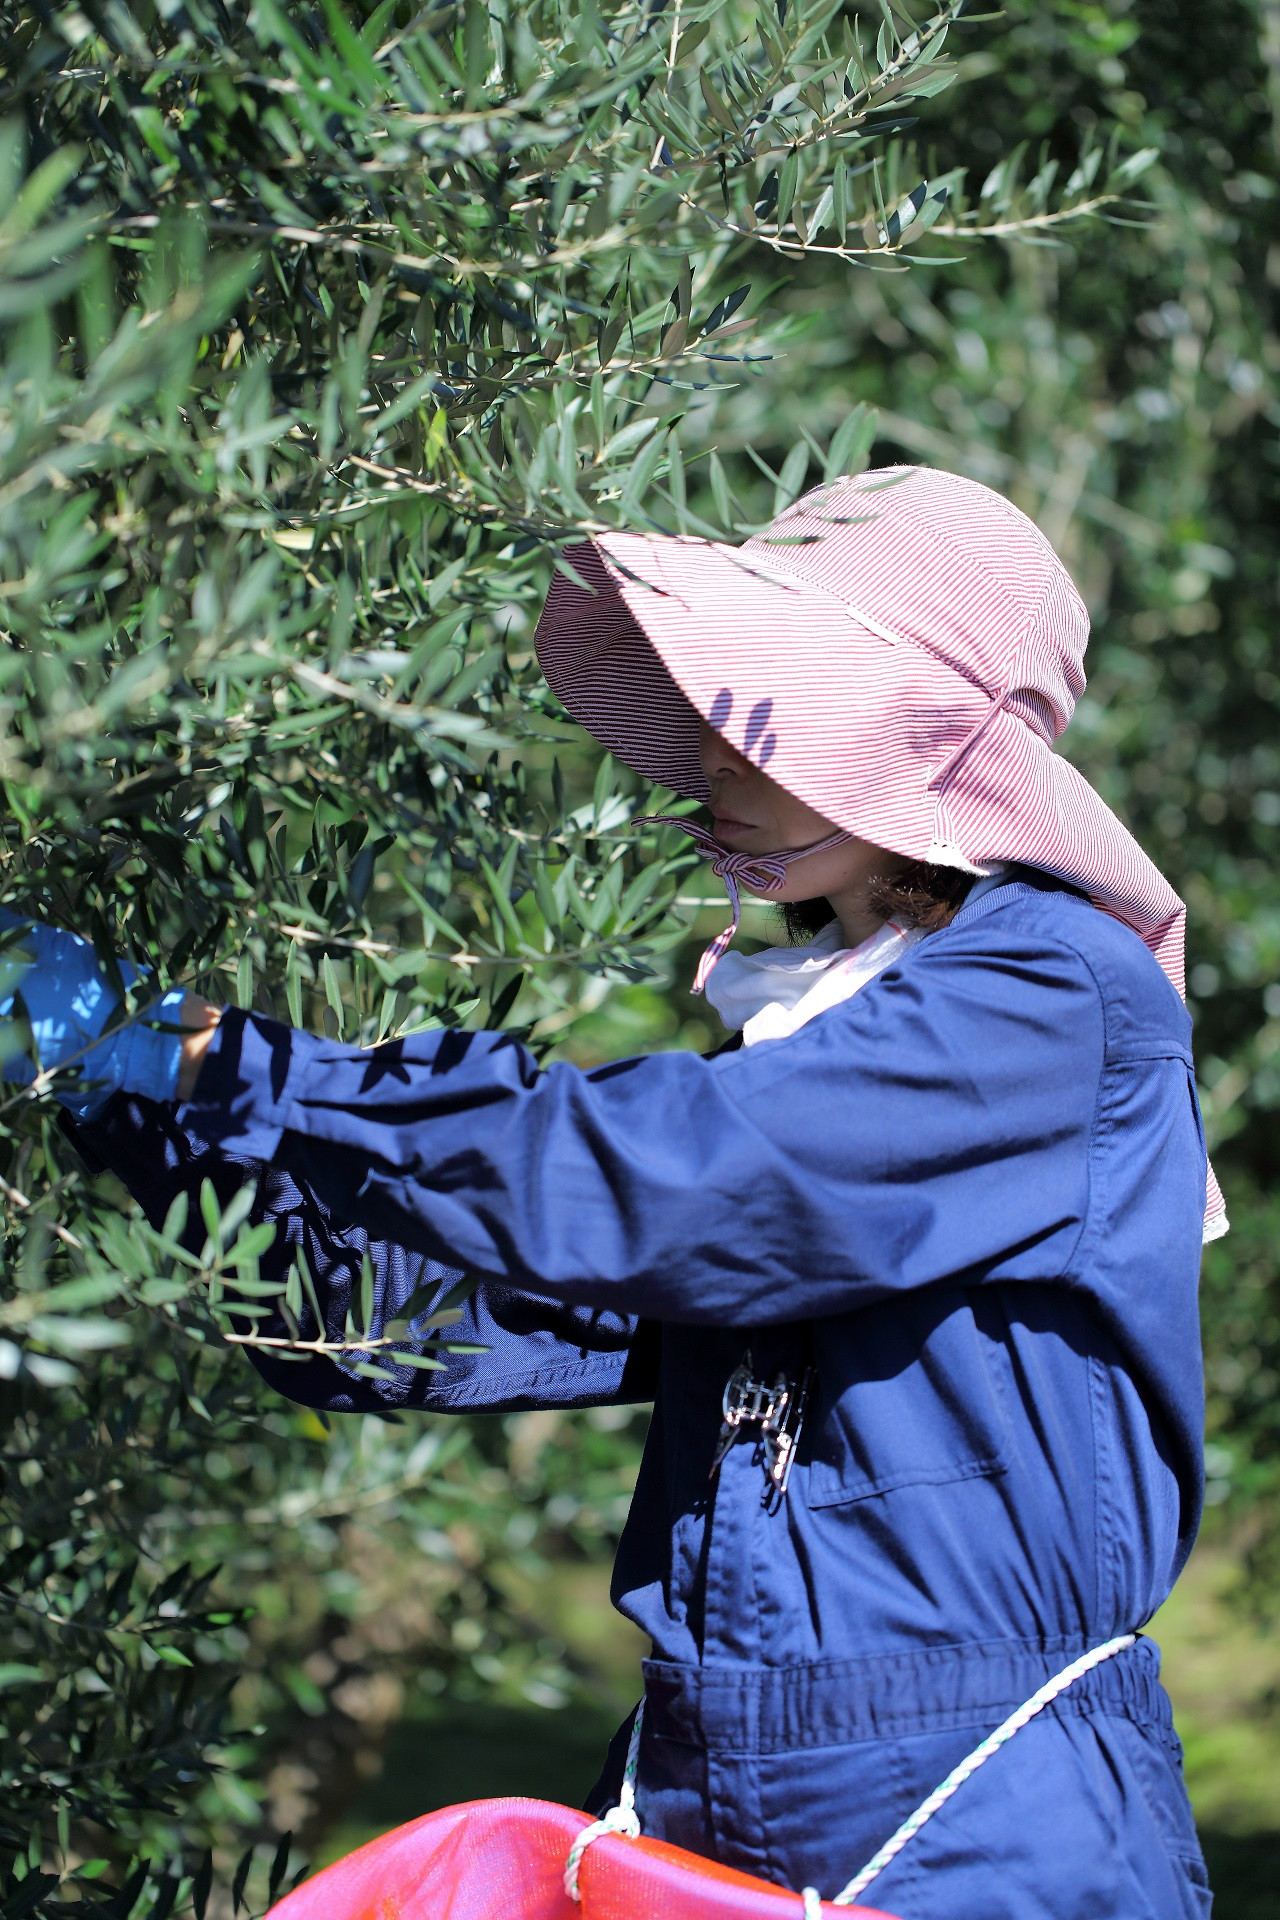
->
xmin=4 ymin=467 xmax=1221 ymax=1917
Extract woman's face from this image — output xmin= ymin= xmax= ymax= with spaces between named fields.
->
xmin=696 ymin=719 xmax=892 ymax=907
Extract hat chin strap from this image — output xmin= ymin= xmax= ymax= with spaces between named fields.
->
xmin=638 ymin=815 xmax=851 ymax=993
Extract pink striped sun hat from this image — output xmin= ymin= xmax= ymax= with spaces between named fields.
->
xmin=533 ymin=464 xmax=1225 ymax=1239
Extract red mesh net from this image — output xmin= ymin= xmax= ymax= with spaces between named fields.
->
xmin=268 ymin=1797 xmax=903 ymax=1920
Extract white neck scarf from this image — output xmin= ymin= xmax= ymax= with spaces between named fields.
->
xmin=703 ymin=869 xmax=1010 ymax=1046
xmin=703 ymin=918 xmax=925 ymax=1046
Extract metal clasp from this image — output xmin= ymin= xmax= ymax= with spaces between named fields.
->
xmin=710 ymin=1351 xmax=812 ymax=1508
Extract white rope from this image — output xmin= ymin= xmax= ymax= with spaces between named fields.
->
xmin=564 ymin=1703 xmax=645 ymax=1902
xmin=830 ymin=1633 xmax=1137 ymax=1906
xmin=563 ymin=1636 xmax=1137 ymax=1910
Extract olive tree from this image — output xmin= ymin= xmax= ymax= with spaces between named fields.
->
xmin=0 ymin=1 xmax=1152 ymax=1909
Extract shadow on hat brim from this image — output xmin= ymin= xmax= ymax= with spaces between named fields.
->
xmin=537 ymin=531 xmax=1040 ymax=866
xmin=533 ymin=528 xmax=1185 ymax=942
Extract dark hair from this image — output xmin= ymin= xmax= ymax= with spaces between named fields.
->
xmin=778 ymin=859 xmax=975 ymax=944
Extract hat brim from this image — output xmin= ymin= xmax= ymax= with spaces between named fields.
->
xmin=534 ymin=530 xmax=1186 ymax=969
xmin=535 ymin=532 xmax=983 ymax=856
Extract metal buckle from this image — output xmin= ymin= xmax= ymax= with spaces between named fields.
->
xmin=710 ymin=1350 xmax=813 ymax=1508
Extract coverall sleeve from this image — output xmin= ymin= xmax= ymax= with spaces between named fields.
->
xmin=66 ymin=1094 xmax=655 ymax=1414
xmin=176 ymin=918 xmax=1111 ymax=1326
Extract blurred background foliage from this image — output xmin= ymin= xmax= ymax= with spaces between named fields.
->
xmin=0 ymin=0 xmax=1277 ymax=1915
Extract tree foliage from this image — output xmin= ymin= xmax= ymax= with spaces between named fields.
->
xmin=0 ymin=0 xmax=1274 ymax=1911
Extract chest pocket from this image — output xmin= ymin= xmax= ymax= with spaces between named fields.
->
xmin=806 ymin=1288 xmax=1009 ymax=1507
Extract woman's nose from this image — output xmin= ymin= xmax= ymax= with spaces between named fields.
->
xmin=697 ymin=718 xmax=749 ymax=782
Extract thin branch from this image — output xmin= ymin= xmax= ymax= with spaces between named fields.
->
xmin=217 ymin=1324 xmax=452 ymax=1360
xmin=0 ymin=1176 xmax=85 ymax=1253
xmin=675 ymin=187 xmax=1132 ymax=265
xmin=929 ymin=192 xmax=1135 ymax=238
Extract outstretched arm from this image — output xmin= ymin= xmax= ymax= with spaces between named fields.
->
xmin=68 ymin=1091 xmax=655 ymax=1416
xmin=171 ymin=915 xmax=1144 ymax=1326
xmin=0 ymin=916 xmax=651 ymax=1414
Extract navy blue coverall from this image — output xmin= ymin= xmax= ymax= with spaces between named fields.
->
xmin=74 ymin=871 xmax=1212 ymax=1918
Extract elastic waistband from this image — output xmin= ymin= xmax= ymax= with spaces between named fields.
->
xmin=642 ymin=1634 xmax=1170 ymax=1753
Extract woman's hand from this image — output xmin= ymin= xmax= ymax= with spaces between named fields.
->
xmin=177 ymin=994 xmax=222 ymax=1100
xmin=0 ymin=910 xmax=197 ymax=1119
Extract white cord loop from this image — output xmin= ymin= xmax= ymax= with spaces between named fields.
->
xmin=564 ymin=1702 xmax=645 ymax=1902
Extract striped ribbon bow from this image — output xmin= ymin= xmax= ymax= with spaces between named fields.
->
xmin=638 ymin=815 xmax=850 ymax=993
